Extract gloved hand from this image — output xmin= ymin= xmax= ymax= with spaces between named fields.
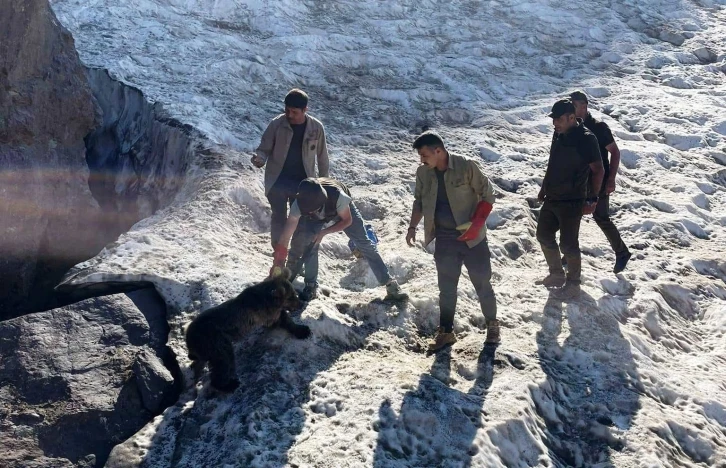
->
xmin=269 ymin=244 xmax=288 ymax=277
xmin=457 ymin=201 xmax=493 ymax=242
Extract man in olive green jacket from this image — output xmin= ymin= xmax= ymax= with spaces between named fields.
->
xmin=406 ymin=131 xmax=500 ymax=353
xmin=252 ymin=89 xmax=330 ymax=247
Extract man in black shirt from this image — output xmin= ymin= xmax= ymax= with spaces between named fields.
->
xmin=252 ymin=89 xmax=329 ymax=247
xmin=570 ymin=91 xmax=631 ymax=273
xmin=537 ymin=99 xmax=604 ymax=297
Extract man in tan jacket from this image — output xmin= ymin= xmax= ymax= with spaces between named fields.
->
xmin=252 ymin=89 xmax=330 ymax=247
xmin=406 ymin=131 xmax=500 ymax=353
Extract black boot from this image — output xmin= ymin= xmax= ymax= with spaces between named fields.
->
xmin=614 ymin=251 xmax=632 ymax=274
xmin=299 ymin=282 xmax=318 ymax=302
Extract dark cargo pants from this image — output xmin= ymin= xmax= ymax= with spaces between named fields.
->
xmin=434 ymin=236 xmax=497 ymax=332
xmin=593 ymin=194 xmax=628 ymax=255
xmin=267 ymin=179 xmax=300 ymax=247
xmin=536 ymin=201 xmax=583 ymax=283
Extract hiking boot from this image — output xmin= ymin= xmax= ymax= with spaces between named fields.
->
xmin=384 ymin=279 xmax=409 ymax=301
xmin=485 ymin=319 xmax=501 ymax=344
xmin=613 ymin=251 xmax=632 ymax=274
xmin=427 ymin=327 xmax=456 ymax=353
xmin=540 ymin=246 xmax=566 ymax=284
xmin=299 ymin=283 xmax=318 ymax=302
xmin=535 ymin=273 xmax=566 ymax=288
xmin=553 ymin=280 xmax=581 ymax=300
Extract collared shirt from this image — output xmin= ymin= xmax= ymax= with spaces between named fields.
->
xmin=414 ymin=153 xmax=495 ymax=247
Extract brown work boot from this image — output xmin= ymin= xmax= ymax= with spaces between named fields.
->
xmin=384 ymin=279 xmax=409 ymax=302
xmin=535 ymin=272 xmax=566 ymax=288
xmin=485 ymin=319 xmax=501 ymax=344
xmin=427 ymin=327 xmax=456 ymax=354
xmin=563 ymin=254 xmax=582 ymax=285
xmin=538 ymin=246 xmax=566 ymax=287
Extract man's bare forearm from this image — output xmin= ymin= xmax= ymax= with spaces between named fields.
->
xmin=590 ymin=163 xmax=605 ymax=196
xmin=409 ymin=203 xmax=423 ymax=228
xmin=608 ymin=147 xmax=620 ymax=182
xmin=322 ymin=218 xmax=352 ymax=236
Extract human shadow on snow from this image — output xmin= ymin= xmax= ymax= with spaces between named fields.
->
xmin=534 ymin=290 xmax=641 ymax=467
xmin=372 ymin=342 xmax=499 ymax=467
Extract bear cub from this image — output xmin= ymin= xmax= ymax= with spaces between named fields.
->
xmin=185 ymin=271 xmax=309 ymax=392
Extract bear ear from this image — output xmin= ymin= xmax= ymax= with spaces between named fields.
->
xmin=279 ymin=267 xmax=291 ymax=281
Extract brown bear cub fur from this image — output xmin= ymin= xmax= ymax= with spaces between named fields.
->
xmin=185 ymin=271 xmax=309 ymax=392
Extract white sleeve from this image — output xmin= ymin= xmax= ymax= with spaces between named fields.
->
xmin=336 ymin=192 xmax=352 ymax=212
xmin=289 ymin=200 xmax=301 ymax=217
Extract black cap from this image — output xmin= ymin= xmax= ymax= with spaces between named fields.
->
xmin=548 ymin=99 xmax=576 ymax=118
xmin=569 ymin=90 xmax=588 ymax=102
xmin=296 ymin=179 xmax=327 ymax=214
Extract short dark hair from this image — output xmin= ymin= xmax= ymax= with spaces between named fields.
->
xmin=296 ymin=178 xmax=327 ymax=214
xmin=284 ymin=89 xmax=309 ymax=109
xmin=412 ymin=131 xmax=446 ymax=150
xmin=569 ymin=90 xmax=588 ymax=103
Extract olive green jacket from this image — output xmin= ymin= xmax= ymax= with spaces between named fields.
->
xmin=414 ymin=153 xmax=495 ymax=248
xmin=255 ymin=114 xmax=329 ymax=194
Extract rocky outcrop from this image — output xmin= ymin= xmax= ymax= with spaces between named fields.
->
xmin=0 ymin=0 xmax=102 ymax=318
xmin=0 ymin=290 xmax=180 ymax=468
xmin=693 ymin=46 xmax=718 ymax=64
xmin=83 ymin=68 xmax=197 ymax=233
xmin=0 ymin=0 xmax=201 ymax=318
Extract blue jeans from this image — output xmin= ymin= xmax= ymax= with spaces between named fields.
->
xmin=288 ymin=202 xmax=392 ymax=286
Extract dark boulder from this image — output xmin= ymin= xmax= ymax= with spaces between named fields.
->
xmin=0 ymin=292 xmax=179 ymax=468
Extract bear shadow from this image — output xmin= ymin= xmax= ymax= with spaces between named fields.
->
xmin=132 ymin=298 xmax=386 ymax=467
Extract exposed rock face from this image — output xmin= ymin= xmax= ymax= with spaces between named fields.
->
xmin=0 ymin=290 xmax=179 ymax=468
xmin=0 ymin=1 xmax=199 ymax=318
xmin=83 ymin=68 xmax=197 ymax=233
xmin=693 ymin=46 xmax=718 ymax=64
xmin=0 ymin=0 xmax=102 ymax=318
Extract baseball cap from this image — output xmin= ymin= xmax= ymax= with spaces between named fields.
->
xmin=548 ymin=99 xmax=576 ymax=118
xmin=296 ymin=179 xmax=327 ymax=214
xmin=569 ymin=90 xmax=588 ymax=102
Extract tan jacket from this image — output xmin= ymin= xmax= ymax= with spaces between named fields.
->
xmin=414 ymin=153 xmax=495 ymax=248
xmin=256 ymin=114 xmax=329 ymax=194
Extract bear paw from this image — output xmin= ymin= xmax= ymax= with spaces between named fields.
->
xmin=292 ymin=324 xmax=312 ymax=340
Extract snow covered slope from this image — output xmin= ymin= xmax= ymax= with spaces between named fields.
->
xmin=50 ymin=0 xmax=726 ymax=466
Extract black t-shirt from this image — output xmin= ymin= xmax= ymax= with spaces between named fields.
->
xmin=279 ymin=120 xmax=308 ymax=184
xmin=434 ymin=169 xmax=459 ymax=237
xmin=583 ymin=113 xmax=615 ymax=181
xmin=544 ymin=123 xmax=601 ymax=201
